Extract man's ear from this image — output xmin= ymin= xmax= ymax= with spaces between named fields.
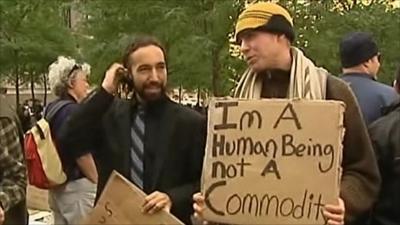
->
xmin=67 ymin=78 xmax=74 ymax=89
xmin=276 ymin=34 xmax=285 ymax=41
xmin=361 ymin=61 xmax=370 ymax=70
xmin=277 ymin=34 xmax=290 ymax=46
xmin=394 ymin=80 xmax=400 ymax=93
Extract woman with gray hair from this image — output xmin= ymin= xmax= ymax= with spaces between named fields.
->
xmin=46 ymin=56 xmax=97 ymax=225
xmin=49 ymin=56 xmax=91 ymax=101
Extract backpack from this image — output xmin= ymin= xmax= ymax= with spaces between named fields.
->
xmin=24 ymin=100 xmax=72 ymax=189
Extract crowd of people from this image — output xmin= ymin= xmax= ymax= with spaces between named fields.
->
xmin=17 ymin=99 xmax=44 ymax=133
xmin=0 ymin=2 xmax=399 ymax=225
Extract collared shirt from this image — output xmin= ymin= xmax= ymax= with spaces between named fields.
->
xmin=0 ymin=117 xmax=26 ymax=211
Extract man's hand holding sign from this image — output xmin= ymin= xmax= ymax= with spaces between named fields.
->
xmin=143 ymin=191 xmax=172 ymax=214
xmin=80 ymin=172 xmax=183 ymax=225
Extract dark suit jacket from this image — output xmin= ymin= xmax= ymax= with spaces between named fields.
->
xmin=60 ymin=88 xmax=206 ymax=224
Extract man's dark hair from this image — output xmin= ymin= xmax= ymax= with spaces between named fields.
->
xmin=122 ymin=36 xmax=167 ymax=70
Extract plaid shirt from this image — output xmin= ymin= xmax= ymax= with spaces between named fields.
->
xmin=0 ymin=117 xmax=26 ymax=212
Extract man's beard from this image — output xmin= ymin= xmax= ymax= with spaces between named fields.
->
xmin=135 ymin=81 xmax=166 ymax=102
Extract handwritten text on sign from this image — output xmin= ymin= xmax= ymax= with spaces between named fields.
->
xmin=201 ymin=99 xmax=344 ymax=225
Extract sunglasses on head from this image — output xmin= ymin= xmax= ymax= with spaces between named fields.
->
xmin=67 ymin=64 xmax=81 ymax=77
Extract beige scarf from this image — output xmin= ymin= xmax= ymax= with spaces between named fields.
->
xmin=233 ymin=47 xmax=328 ymax=100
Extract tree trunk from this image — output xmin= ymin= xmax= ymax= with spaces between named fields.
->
xmin=30 ymin=72 xmax=35 ymax=101
xmin=15 ymin=66 xmax=20 ymax=108
xmin=13 ymin=50 xmax=20 ymax=108
xmin=211 ymin=48 xmax=221 ymax=97
xmin=43 ymin=73 xmax=47 ymax=105
xmin=178 ymin=85 xmax=182 ymax=104
xmin=197 ymin=87 xmax=201 ymax=105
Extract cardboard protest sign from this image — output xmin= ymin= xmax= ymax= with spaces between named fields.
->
xmin=201 ymin=98 xmax=345 ymax=225
xmin=81 ymin=171 xmax=184 ymax=225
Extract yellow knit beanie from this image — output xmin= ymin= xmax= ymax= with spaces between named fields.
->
xmin=235 ymin=2 xmax=294 ymax=43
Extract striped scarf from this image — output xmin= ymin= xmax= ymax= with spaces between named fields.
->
xmin=233 ymin=47 xmax=328 ymax=100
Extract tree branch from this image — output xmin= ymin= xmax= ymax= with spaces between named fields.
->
xmin=14 ymin=1 xmax=42 ymax=29
xmin=0 ymin=30 xmax=12 ymax=41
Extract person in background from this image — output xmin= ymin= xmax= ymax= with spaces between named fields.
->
xmin=368 ymin=64 xmax=400 ymax=225
xmin=340 ymin=32 xmax=398 ymax=125
xmin=46 ymin=56 xmax=97 ymax=225
xmin=0 ymin=87 xmax=28 ymax=225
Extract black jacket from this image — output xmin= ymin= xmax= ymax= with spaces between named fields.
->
xmin=369 ymin=98 xmax=400 ymax=225
xmin=60 ymin=88 xmax=206 ymax=224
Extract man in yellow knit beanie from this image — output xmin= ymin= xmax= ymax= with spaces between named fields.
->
xmin=193 ymin=2 xmax=380 ymax=225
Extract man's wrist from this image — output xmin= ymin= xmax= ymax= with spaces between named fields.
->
xmin=101 ymin=83 xmax=116 ymax=94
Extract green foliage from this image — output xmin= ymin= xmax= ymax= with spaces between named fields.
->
xmin=0 ymin=0 xmax=78 ymax=106
xmin=293 ymin=0 xmax=400 ymax=84
xmin=1 ymin=0 xmax=399 ymax=100
xmin=1 ymin=0 xmax=77 ymax=76
xmin=78 ymin=0 xmax=246 ymax=95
